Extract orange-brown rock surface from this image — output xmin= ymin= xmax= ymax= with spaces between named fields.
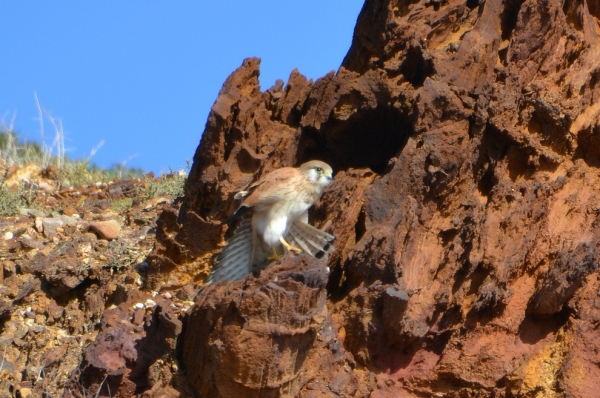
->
xmin=148 ymin=0 xmax=600 ymax=396
xmin=5 ymin=0 xmax=600 ymax=397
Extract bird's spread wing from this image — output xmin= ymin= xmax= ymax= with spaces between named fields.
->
xmin=205 ymin=218 xmax=273 ymax=284
xmin=206 ymin=217 xmax=334 ymax=284
xmin=286 ymin=219 xmax=335 ymax=259
xmin=205 ymin=218 xmax=255 ymax=283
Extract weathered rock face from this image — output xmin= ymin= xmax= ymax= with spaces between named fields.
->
xmin=180 ymin=255 xmax=358 ymax=397
xmin=150 ymin=0 xmax=600 ymax=396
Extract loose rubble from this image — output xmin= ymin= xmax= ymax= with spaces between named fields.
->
xmin=0 ymin=168 xmax=189 ymax=397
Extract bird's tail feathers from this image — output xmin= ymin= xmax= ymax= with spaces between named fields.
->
xmin=286 ymin=219 xmax=335 ymax=259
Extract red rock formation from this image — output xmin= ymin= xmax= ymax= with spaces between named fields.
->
xmin=148 ymin=0 xmax=600 ymax=396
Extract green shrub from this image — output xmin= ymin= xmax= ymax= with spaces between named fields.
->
xmin=109 ymin=197 xmax=134 ymax=212
xmin=0 ymin=184 xmax=23 ymax=217
xmin=140 ymin=171 xmax=186 ymax=200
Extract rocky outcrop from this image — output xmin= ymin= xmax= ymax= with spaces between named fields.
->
xmin=150 ymin=0 xmax=600 ymax=396
xmin=180 ymin=255 xmax=355 ymax=397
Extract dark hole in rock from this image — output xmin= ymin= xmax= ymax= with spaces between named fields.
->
xmin=303 ymin=104 xmax=413 ymax=175
xmin=354 ymin=208 xmax=367 ymax=243
xmin=399 ymin=46 xmax=435 ymax=87
xmin=518 ymin=306 xmax=570 ymax=345
xmin=574 ymin=124 xmax=600 ymax=167
xmin=500 ymin=0 xmax=525 ymax=41
xmin=466 ymin=0 xmax=479 ymax=10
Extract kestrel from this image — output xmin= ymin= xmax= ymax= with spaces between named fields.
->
xmin=205 ymin=160 xmax=335 ymax=283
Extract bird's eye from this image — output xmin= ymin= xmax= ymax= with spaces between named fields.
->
xmin=316 ymin=167 xmax=323 ymax=173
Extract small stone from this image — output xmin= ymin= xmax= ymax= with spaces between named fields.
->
xmin=176 ymin=284 xmax=198 ymax=301
xmin=124 ymin=272 xmax=137 ymax=284
xmin=20 ymin=208 xmax=46 ymax=218
xmin=133 ymin=302 xmax=144 ymax=310
xmin=18 ymin=388 xmax=33 ymax=398
xmin=3 ymin=261 xmax=16 ymax=277
xmin=132 ymin=308 xmax=145 ymax=326
xmin=90 ymin=220 xmax=121 ymax=240
xmin=17 ymin=237 xmax=45 ymax=250
xmin=47 ymin=301 xmax=64 ymax=320
xmin=34 ymin=217 xmax=43 ymax=232
xmin=95 ymin=200 xmax=111 ymax=210
xmin=58 ymin=215 xmax=77 ymax=226
xmin=143 ymin=197 xmax=168 ymax=210
xmin=62 ymin=207 xmax=78 ymax=216
xmin=38 ymin=181 xmax=56 ymax=193
xmin=163 ymin=292 xmax=172 ymax=299
xmin=30 ymin=325 xmax=45 ymax=333
xmin=145 ymin=299 xmax=156 ymax=308
xmin=3 ymin=232 xmax=13 ymax=240
xmin=42 ymin=218 xmax=64 ymax=236
xmin=79 ymin=232 xmax=97 ymax=242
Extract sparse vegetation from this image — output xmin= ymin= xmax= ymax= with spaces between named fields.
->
xmin=0 ymin=96 xmax=146 ymax=189
xmin=109 ymin=197 xmax=134 ymax=211
xmin=0 ymin=182 xmax=23 ymax=217
xmin=0 ymin=128 xmax=146 ymax=188
xmin=0 ymin=97 xmax=187 ymax=217
xmin=140 ymin=169 xmax=186 ymax=200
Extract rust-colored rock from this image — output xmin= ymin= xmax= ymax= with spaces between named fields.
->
xmin=181 ymin=254 xmax=359 ymax=397
xmin=147 ymin=0 xmax=600 ymax=396
xmin=33 ymin=242 xmax=89 ymax=297
xmin=90 ymin=220 xmax=121 ymax=240
xmin=73 ymin=294 xmax=182 ymax=397
xmin=1 ymin=0 xmax=600 ymax=396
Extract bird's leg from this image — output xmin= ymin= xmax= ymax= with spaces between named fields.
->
xmin=268 ymin=246 xmax=282 ymax=262
xmin=279 ymin=237 xmax=302 ymax=254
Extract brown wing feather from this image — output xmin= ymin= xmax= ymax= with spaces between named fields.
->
xmin=221 ymin=167 xmax=301 ymax=225
xmin=240 ymin=167 xmax=301 ymax=208
xmin=222 ymin=167 xmax=301 ymax=224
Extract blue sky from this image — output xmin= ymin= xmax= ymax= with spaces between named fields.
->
xmin=1 ymin=2 xmax=364 ymax=174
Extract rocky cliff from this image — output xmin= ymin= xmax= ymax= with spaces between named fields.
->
xmin=86 ymin=0 xmax=600 ymax=396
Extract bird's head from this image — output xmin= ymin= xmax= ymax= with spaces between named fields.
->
xmin=300 ymin=160 xmax=333 ymax=190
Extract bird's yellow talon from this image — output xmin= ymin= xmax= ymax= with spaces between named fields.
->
xmin=268 ymin=247 xmax=282 ymax=262
xmin=279 ymin=237 xmax=302 ymax=254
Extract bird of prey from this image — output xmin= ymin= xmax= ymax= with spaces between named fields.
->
xmin=205 ymin=160 xmax=335 ymax=283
